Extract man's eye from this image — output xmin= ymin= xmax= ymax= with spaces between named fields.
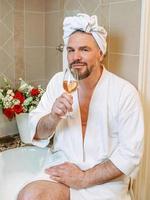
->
xmin=82 ymin=48 xmax=89 ymax=51
xmin=68 ymin=49 xmax=74 ymax=53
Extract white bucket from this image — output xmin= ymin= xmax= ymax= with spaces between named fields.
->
xmin=16 ymin=113 xmax=30 ymax=144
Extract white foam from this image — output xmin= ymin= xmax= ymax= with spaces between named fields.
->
xmin=0 ymin=172 xmax=36 ymax=200
xmin=0 ymin=148 xmax=68 ymax=200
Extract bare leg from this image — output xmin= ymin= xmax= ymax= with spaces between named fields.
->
xmin=17 ymin=180 xmax=70 ymax=200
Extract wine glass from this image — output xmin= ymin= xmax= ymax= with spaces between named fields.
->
xmin=63 ymin=67 xmax=79 ymax=117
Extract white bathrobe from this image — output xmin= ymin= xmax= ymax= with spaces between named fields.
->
xmin=29 ymin=67 xmax=144 ymax=200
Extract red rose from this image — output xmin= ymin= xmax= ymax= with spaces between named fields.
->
xmin=3 ymin=108 xmax=15 ymax=119
xmin=14 ymin=91 xmax=25 ymax=103
xmin=13 ymin=104 xmax=23 ymax=114
xmin=30 ymin=88 xmax=40 ymax=96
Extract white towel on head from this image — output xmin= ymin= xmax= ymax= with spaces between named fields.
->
xmin=63 ymin=13 xmax=107 ymax=55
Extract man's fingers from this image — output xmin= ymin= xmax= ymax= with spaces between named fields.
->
xmin=61 ymin=92 xmax=73 ymax=103
xmin=52 ymin=93 xmax=73 ymax=117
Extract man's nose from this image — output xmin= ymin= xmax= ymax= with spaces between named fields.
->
xmin=73 ymin=51 xmax=82 ymax=61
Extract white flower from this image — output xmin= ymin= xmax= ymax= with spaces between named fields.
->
xmin=3 ymin=101 xmax=12 ymax=108
xmin=13 ymin=99 xmax=20 ymax=105
xmin=28 ymin=85 xmax=34 ymax=92
xmin=18 ymin=78 xmax=29 ymax=92
xmin=7 ymin=89 xmax=13 ymax=95
xmin=5 ymin=95 xmax=12 ymax=101
xmin=11 ymin=92 xmax=15 ymax=97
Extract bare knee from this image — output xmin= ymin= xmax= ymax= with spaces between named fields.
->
xmin=17 ymin=181 xmax=44 ymax=200
xmin=17 ymin=181 xmax=70 ymax=200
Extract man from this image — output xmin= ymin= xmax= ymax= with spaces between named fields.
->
xmin=17 ymin=14 xmax=144 ymax=200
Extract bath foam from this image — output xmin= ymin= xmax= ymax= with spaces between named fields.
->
xmin=30 ymin=149 xmax=69 ymax=181
xmin=0 ymin=172 xmax=37 ymax=200
xmin=0 ymin=149 xmax=69 ymax=200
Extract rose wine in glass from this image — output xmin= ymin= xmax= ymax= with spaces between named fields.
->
xmin=63 ymin=68 xmax=78 ymax=117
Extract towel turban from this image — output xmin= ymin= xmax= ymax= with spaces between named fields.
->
xmin=63 ymin=13 xmax=107 ymax=55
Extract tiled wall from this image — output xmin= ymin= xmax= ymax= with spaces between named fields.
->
xmin=0 ymin=0 xmax=63 ymax=88
xmin=0 ymin=0 xmax=16 ymax=86
xmin=0 ymin=0 xmax=141 ymax=136
xmin=45 ymin=0 xmax=64 ymax=82
xmin=0 ymin=0 xmax=18 ymax=136
xmin=24 ymin=0 xmax=46 ymax=85
xmin=108 ymin=0 xmax=141 ymax=86
xmin=0 ymin=0 xmax=63 ymax=136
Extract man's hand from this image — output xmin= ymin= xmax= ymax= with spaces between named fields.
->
xmin=34 ymin=92 xmax=73 ymax=140
xmin=45 ymin=160 xmax=123 ymax=189
xmin=45 ymin=162 xmax=86 ymax=189
xmin=51 ymin=93 xmax=73 ymax=118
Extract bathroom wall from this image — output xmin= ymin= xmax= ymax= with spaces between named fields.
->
xmin=0 ymin=0 xmax=46 ymax=136
xmin=0 ymin=0 xmax=16 ymax=86
xmin=45 ymin=0 xmax=64 ymax=82
xmin=108 ymin=0 xmax=141 ymax=87
xmin=24 ymin=0 xmax=46 ymax=85
xmin=0 ymin=0 xmax=19 ymax=136
xmin=0 ymin=0 xmax=63 ymax=137
xmin=0 ymin=0 xmax=142 ymax=136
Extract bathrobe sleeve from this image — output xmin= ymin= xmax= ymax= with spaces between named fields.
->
xmin=109 ymin=84 xmax=144 ymax=177
xmin=28 ymin=73 xmax=62 ymax=147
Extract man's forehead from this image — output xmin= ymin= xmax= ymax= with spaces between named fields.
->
xmin=67 ymin=31 xmax=99 ymax=49
xmin=69 ymin=31 xmax=93 ymax=39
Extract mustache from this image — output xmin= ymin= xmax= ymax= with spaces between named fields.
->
xmin=70 ymin=60 xmax=87 ymax=67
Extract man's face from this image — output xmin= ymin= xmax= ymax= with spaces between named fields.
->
xmin=67 ymin=31 xmax=103 ymax=80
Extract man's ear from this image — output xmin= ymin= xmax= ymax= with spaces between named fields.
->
xmin=99 ymin=50 xmax=104 ymax=62
xmin=99 ymin=49 xmax=103 ymax=56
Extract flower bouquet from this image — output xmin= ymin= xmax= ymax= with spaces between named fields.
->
xmin=0 ymin=78 xmax=45 ymax=120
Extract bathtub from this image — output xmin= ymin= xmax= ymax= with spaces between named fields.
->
xmin=0 ymin=146 xmax=51 ymax=200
